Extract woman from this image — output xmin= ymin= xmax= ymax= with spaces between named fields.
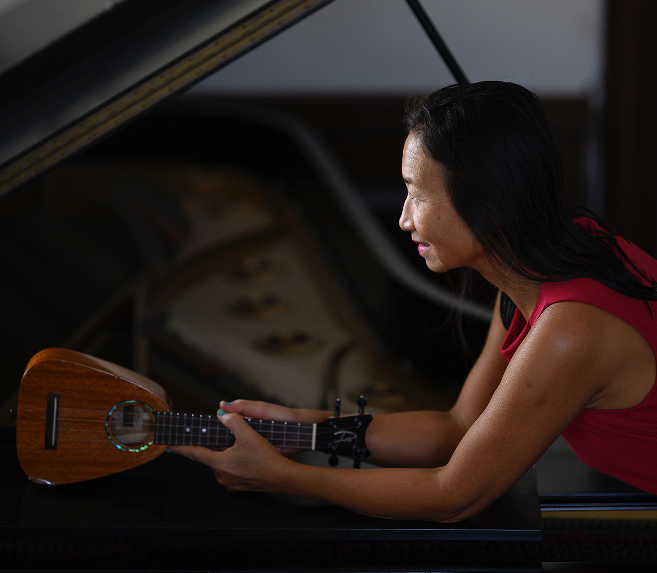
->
xmin=172 ymin=81 xmax=657 ymax=522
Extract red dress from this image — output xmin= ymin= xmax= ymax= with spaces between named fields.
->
xmin=500 ymin=218 xmax=657 ymax=495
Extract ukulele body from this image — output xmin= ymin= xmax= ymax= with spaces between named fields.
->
xmin=16 ymin=348 xmax=171 ymax=485
xmin=16 ymin=348 xmax=371 ymax=485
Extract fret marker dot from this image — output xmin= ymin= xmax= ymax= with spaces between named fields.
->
xmin=186 ymin=427 xmax=191 ymax=433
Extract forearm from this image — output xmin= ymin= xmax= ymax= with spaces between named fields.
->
xmin=272 ymin=459 xmax=477 ymax=522
xmin=364 ymin=410 xmax=468 ymax=468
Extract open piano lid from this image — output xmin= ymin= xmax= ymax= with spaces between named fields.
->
xmin=0 ymin=0 xmax=335 ymax=198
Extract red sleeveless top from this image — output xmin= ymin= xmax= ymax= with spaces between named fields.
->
xmin=500 ymin=218 xmax=657 ymax=495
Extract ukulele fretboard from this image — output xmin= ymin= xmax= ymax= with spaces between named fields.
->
xmin=153 ymin=412 xmax=316 ymax=450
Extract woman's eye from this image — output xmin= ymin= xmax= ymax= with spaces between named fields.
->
xmin=406 ymin=190 xmax=423 ymax=204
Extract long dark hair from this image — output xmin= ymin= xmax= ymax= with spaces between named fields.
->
xmin=405 ymin=81 xmax=657 ymax=303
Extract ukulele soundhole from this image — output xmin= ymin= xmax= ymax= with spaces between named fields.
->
xmin=106 ymin=401 xmax=155 ymax=452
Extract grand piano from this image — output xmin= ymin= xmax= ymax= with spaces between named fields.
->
xmin=0 ymin=1 xmax=655 ymax=570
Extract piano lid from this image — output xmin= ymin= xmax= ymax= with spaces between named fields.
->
xmin=0 ymin=0 xmax=335 ymax=198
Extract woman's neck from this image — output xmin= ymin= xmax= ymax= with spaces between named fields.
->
xmin=504 ymin=282 xmax=543 ymax=321
xmin=478 ymin=263 xmax=543 ymax=320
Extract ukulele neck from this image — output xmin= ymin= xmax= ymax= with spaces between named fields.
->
xmin=153 ymin=412 xmax=316 ymax=450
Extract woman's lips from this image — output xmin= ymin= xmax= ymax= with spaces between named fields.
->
xmin=414 ymin=241 xmax=430 ymax=254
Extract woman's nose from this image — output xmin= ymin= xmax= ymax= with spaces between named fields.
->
xmin=399 ymin=196 xmax=413 ymax=231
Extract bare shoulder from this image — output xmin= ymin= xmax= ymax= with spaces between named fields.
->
xmin=521 ymin=301 xmax=655 ymax=409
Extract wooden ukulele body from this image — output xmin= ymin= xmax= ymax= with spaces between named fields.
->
xmin=16 ymin=348 xmax=171 ymax=485
xmin=16 ymin=348 xmax=371 ymax=485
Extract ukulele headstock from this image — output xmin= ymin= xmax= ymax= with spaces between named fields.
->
xmin=315 ymin=396 xmax=371 ymax=468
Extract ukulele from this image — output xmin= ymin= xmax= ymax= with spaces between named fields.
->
xmin=15 ymin=348 xmax=372 ymax=485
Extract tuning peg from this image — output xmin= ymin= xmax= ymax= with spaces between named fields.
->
xmin=333 ymin=398 xmax=341 ymax=417
xmin=357 ymin=395 xmax=367 ymax=414
xmin=353 ymin=445 xmax=364 ymax=468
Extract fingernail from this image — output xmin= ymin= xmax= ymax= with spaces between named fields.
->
xmin=217 ymin=409 xmax=226 ymax=417
xmin=224 ymin=401 xmax=232 ymax=406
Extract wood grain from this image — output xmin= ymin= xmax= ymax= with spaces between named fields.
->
xmin=16 ymin=348 xmax=170 ymax=485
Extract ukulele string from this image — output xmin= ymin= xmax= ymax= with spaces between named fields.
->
xmin=57 ymin=407 xmax=316 ymax=436
xmin=23 ymin=417 xmax=316 ymax=447
xmin=47 ymin=421 xmax=351 ymax=446
xmin=50 ymin=406 xmax=355 ymax=436
xmin=32 ymin=417 xmax=316 ymax=439
xmin=30 ymin=406 xmax=353 ymax=448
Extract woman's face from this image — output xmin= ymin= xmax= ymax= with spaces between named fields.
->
xmin=399 ymin=132 xmax=484 ymax=274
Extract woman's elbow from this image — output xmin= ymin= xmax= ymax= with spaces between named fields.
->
xmin=432 ymin=502 xmax=482 ymax=523
xmin=425 ymin=472 xmax=494 ymax=523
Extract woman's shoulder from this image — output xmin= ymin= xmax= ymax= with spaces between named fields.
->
xmin=530 ymin=301 xmax=655 ymax=409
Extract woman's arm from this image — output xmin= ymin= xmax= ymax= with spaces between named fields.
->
xmin=173 ymin=300 xmax=606 ymax=522
xmin=364 ymin=292 xmax=510 ymax=467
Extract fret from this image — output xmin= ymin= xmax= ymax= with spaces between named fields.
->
xmin=207 ymin=416 xmax=214 ymax=445
xmin=176 ymin=412 xmax=183 ymax=445
xmin=186 ymin=413 xmax=193 ymax=445
xmin=200 ymin=415 xmax=209 ymax=446
xmin=207 ymin=415 xmax=218 ymax=446
xmin=171 ymin=412 xmax=177 ymax=444
xmin=178 ymin=412 xmax=185 ymax=445
xmin=188 ymin=414 xmax=195 ymax=446
xmin=283 ymin=421 xmax=287 ymax=449
xmin=296 ymin=422 xmax=300 ymax=449
xmin=192 ymin=414 xmax=199 ymax=445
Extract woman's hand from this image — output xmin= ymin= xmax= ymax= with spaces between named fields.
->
xmin=169 ymin=400 xmax=330 ymax=489
xmin=169 ymin=408 xmax=293 ymax=492
xmin=219 ymin=400 xmax=331 ymax=456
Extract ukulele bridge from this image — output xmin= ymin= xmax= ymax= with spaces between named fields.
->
xmin=106 ymin=400 xmax=155 ymax=452
xmin=45 ymin=393 xmax=60 ymax=450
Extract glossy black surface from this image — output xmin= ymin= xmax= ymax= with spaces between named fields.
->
xmin=1 ymin=431 xmax=541 ymax=540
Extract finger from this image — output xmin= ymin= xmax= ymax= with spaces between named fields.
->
xmin=219 ymin=400 xmax=243 ymax=413
xmin=216 ymin=409 xmax=252 ymax=434
xmin=221 ymin=399 xmax=298 ymax=423
xmin=218 ymin=410 xmax=284 ymax=460
xmin=168 ymin=445 xmax=221 ymax=466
